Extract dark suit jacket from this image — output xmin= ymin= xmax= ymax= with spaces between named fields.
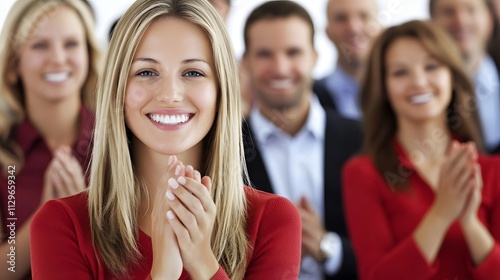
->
xmin=313 ymin=78 xmax=338 ymax=112
xmin=243 ymin=109 xmax=363 ymax=280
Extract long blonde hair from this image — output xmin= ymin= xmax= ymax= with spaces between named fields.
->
xmin=0 ymin=0 xmax=101 ymax=171
xmin=88 ymin=0 xmax=249 ymax=277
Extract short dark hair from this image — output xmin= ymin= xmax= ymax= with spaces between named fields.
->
xmin=429 ymin=0 xmax=491 ymax=16
xmin=243 ymin=1 xmax=314 ymax=50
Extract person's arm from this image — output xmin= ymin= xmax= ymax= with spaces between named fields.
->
xmin=343 ymin=158 xmax=441 ymax=280
xmin=243 ymin=195 xmax=302 ymax=279
xmin=30 ymin=199 xmax=94 ymax=279
xmin=462 ymin=159 xmax=500 ymax=279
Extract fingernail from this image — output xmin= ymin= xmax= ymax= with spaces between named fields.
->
xmin=166 ymin=190 xmax=175 ymax=200
xmin=168 ymin=178 xmax=179 ymax=189
xmin=166 ymin=210 xmax=175 ymax=220
xmin=186 ymin=165 xmax=193 ymax=172
xmin=177 ymin=176 xmax=186 ymax=185
xmin=168 ymin=156 xmax=173 ymax=166
xmin=175 ymin=165 xmax=181 ymax=176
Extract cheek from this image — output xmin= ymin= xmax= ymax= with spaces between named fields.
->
xmin=385 ymin=78 xmax=407 ymax=109
xmin=18 ymin=51 xmax=42 ymax=77
xmin=74 ymin=47 xmax=89 ymax=74
xmin=192 ymin=84 xmax=217 ymax=114
xmin=125 ymin=85 xmax=149 ymax=110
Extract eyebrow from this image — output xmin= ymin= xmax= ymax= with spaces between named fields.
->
xmin=132 ymin=57 xmax=209 ymax=65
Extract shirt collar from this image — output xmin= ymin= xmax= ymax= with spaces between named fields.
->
xmin=474 ymin=55 xmax=499 ymax=91
xmin=249 ymin=95 xmax=326 ymax=143
xmin=15 ymin=105 xmax=94 ymax=153
xmin=326 ymin=66 xmax=359 ymax=95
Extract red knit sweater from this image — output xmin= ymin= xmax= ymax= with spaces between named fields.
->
xmin=30 ymin=187 xmax=301 ymax=279
xmin=343 ymin=144 xmax=500 ymax=280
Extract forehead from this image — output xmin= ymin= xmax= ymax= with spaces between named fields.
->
xmin=134 ymin=17 xmax=212 ymax=59
xmin=246 ymin=16 xmax=313 ymax=49
xmin=385 ymin=37 xmax=431 ymax=64
xmin=27 ymin=6 xmax=85 ymax=39
xmin=328 ymin=0 xmax=378 ymax=13
xmin=434 ymin=0 xmax=487 ymax=8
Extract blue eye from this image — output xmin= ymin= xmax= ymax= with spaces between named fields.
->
xmin=183 ymin=71 xmax=203 ymax=77
xmin=137 ymin=70 xmax=156 ymax=76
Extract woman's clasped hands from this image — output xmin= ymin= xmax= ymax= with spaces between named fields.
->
xmin=150 ymin=156 xmax=218 ymax=280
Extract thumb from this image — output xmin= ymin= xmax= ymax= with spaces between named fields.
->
xmin=201 ymin=176 xmax=212 ymax=192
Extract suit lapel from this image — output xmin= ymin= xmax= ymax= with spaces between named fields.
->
xmin=242 ymin=120 xmax=274 ymax=194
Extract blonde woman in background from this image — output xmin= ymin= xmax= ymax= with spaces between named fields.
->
xmin=30 ymin=0 xmax=301 ymax=279
xmin=0 ymin=0 xmax=101 ymax=278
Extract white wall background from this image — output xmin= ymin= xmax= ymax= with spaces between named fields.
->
xmin=0 ymin=0 xmax=430 ymax=78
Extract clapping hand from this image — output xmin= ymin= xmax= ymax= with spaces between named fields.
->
xmin=150 ymin=156 xmax=218 ymax=280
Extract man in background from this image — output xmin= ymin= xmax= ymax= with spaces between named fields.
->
xmin=313 ymin=0 xmax=380 ymax=120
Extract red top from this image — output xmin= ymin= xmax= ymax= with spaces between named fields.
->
xmin=30 ymin=187 xmax=302 ymax=279
xmin=0 ymin=106 xmax=94 ymax=236
xmin=342 ymin=143 xmax=500 ymax=280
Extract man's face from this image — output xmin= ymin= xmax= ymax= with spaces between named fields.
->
xmin=325 ymin=0 xmax=380 ymax=67
xmin=244 ymin=16 xmax=317 ymax=111
xmin=431 ymin=0 xmax=493 ymax=59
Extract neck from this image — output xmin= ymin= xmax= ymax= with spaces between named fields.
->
xmin=25 ymin=94 xmax=81 ymax=152
xmin=337 ymin=58 xmax=363 ymax=82
xmin=396 ymin=117 xmax=452 ymax=163
xmin=464 ymin=51 xmax=485 ymax=76
xmin=259 ymin=94 xmax=311 ymax=136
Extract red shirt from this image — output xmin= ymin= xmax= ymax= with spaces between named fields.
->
xmin=1 ymin=107 xmax=94 ymax=237
xmin=342 ymin=142 xmax=500 ymax=280
xmin=30 ymin=187 xmax=302 ymax=279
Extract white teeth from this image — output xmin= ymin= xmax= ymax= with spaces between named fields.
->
xmin=44 ymin=72 xmax=70 ymax=83
xmin=410 ymin=92 xmax=434 ymax=104
xmin=150 ymin=114 xmax=190 ymax=125
xmin=270 ymin=80 xmax=293 ymax=89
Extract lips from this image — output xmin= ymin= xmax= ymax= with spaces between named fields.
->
xmin=409 ymin=92 xmax=434 ymax=104
xmin=148 ymin=113 xmax=192 ymax=125
xmin=44 ymin=71 xmax=70 ymax=83
xmin=269 ymin=79 xmax=293 ymax=90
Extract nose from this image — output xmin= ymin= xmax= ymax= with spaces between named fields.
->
xmin=346 ymin=16 xmax=364 ymax=35
xmin=155 ymin=75 xmax=184 ymax=103
xmin=49 ymin=44 xmax=66 ymax=65
xmin=451 ymin=10 xmax=470 ymax=30
xmin=411 ymin=68 xmax=428 ymax=88
xmin=270 ymin=54 xmax=291 ymax=77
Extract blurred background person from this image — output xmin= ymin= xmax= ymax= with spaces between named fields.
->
xmin=430 ymin=0 xmax=500 ymax=154
xmin=242 ymin=1 xmax=362 ymax=279
xmin=344 ymin=20 xmax=500 ymax=280
xmin=0 ymin=0 xmax=101 ymax=278
xmin=314 ymin=0 xmax=381 ymax=120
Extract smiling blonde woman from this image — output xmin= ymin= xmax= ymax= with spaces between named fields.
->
xmin=30 ymin=0 xmax=301 ymax=279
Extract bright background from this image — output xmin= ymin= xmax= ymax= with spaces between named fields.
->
xmin=0 ymin=0 xmax=430 ymax=78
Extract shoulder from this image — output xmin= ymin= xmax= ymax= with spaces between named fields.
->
xmin=243 ymin=187 xmax=302 ymax=278
xmin=343 ymin=155 xmax=382 ymax=181
xmin=32 ymin=191 xmax=90 ymax=234
xmin=244 ymin=187 xmax=300 ymax=233
xmin=244 ymin=187 xmax=298 ymax=219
